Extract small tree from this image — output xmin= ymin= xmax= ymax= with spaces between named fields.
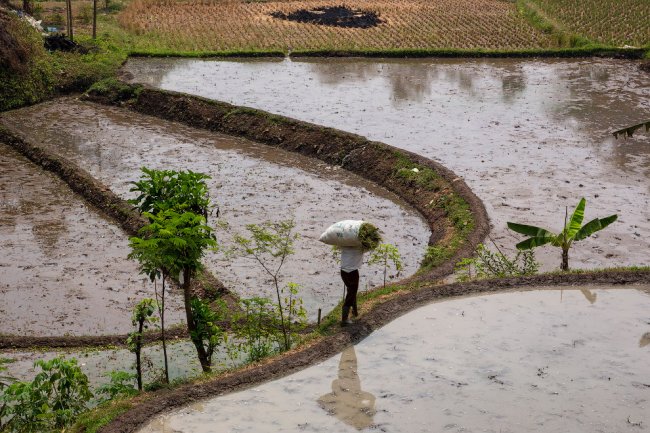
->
xmin=132 ymin=210 xmax=217 ymax=372
xmin=128 ymin=239 xmax=173 ymax=384
xmin=368 ymin=243 xmax=403 ymax=289
xmin=127 ymin=298 xmax=157 ymax=391
xmin=230 ymin=220 xmax=303 ymax=351
xmin=129 ymin=168 xmax=218 ymax=373
xmin=507 ymin=198 xmax=617 ymax=271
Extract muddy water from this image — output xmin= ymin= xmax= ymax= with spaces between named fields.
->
xmin=0 ymin=100 xmax=429 ymax=319
xmin=0 ymin=143 xmax=185 ymax=336
xmin=139 ymin=285 xmax=650 ymax=433
xmin=122 ymin=58 xmax=650 ymax=271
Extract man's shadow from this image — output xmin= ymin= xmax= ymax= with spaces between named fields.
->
xmin=318 ymin=346 xmax=376 ymax=430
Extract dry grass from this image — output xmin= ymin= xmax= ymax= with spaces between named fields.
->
xmin=116 ymin=0 xmax=560 ymax=52
xmin=528 ymin=0 xmax=649 ymax=47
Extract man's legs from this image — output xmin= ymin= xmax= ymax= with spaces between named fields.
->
xmin=340 ymin=269 xmax=359 ymax=325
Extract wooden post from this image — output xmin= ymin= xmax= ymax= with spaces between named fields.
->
xmin=317 ymin=308 xmax=322 ymax=326
xmin=92 ymin=0 xmax=97 ymax=39
xmin=66 ymin=0 xmax=73 ymax=41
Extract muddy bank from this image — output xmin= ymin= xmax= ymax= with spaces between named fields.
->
xmin=1 ymin=99 xmax=431 ymax=320
xmin=140 ymin=285 xmax=650 ymax=433
xmin=96 ymin=270 xmax=650 ymax=433
xmin=121 ymin=57 xmax=650 ymax=272
xmin=0 ymin=143 xmax=186 ymax=336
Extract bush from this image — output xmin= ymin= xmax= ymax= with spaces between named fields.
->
xmin=455 ymin=243 xmax=538 ymax=281
xmin=0 ymin=357 xmax=93 ymax=432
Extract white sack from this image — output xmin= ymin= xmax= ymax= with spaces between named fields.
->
xmin=319 ymin=220 xmax=364 ymax=247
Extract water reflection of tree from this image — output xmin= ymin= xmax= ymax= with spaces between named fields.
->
xmin=640 ymin=332 xmax=650 ymax=348
xmin=579 ymin=288 xmax=597 ymax=304
xmin=318 ymin=346 xmax=376 ymax=430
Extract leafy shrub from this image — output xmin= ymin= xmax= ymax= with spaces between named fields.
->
xmin=455 ymin=243 xmax=538 ymax=281
xmin=0 ymin=357 xmax=92 ymax=432
xmin=95 ymin=371 xmax=138 ymax=403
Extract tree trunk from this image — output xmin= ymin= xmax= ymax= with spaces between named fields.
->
xmin=22 ymin=0 xmax=32 ymax=15
xmin=273 ymin=276 xmax=289 ymax=351
xmin=135 ymin=321 xmax=143 ymax=391
xmin=161 ymin=275 xmax=169 ymax=383
xmin=182 ymin=268 xmax=211 ymax=372
xmin=561 ymin=248 xmax=569 ymax=271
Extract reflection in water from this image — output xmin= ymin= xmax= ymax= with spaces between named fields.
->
xmin=580 ymin=288 xmax=598 ymax=304
xmin=640 ymin=332 xmax=650 ymax=348
xmin=500 ymin=67 xmax=526 ymax=103
xmin=318 ymin=346 xmax=376 ymax=430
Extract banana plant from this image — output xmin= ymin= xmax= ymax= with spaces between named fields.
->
xmin=507 ymin=198 xmax=617 ymax=271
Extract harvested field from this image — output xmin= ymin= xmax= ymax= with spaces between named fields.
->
xmin=526 ymin=0 xmax=650 ymax=47
xmin=117 ymin=0 xmax=559 ymax=52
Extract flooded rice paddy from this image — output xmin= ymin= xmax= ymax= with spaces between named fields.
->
xmin=122 ymin=57 xmax=650 ymax=271
xmin=140 ymin=285 xmax=650 ymax=433
xmin=0 ymin=143 xmax=185 ymax=336
xmin=1 ymin=99 xmax=429 ymax=319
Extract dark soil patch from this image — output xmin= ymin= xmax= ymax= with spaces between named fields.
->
xmin=98 ymin=270 xmax=650 ymax=433
xmin=44 ymin=34 xmax=88 ymax=53
xmin=270 ymin=5 xmax=382 ymax=29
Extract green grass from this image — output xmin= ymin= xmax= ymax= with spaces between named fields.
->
xmin=0 ymin=13 xmax=127 ymax=111
xmin=70 ymin=399 xmax=134 ymax=433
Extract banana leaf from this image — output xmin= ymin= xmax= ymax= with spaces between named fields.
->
xmin=565 ymin=198 xmax=586 ymax=238
xmin=574 ymin=214 xmax=618 ymax=242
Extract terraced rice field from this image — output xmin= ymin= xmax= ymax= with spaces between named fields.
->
xmin=117 ymin=0 xmax=559 ymax=51
xmin=527 ymin=0 xmax=650 ymax=47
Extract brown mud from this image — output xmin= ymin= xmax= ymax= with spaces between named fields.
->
xmin=0 ymin=126 xmax=232 ymax=338
xmin=0 ymin=143 xmax=185 ymax=337
xmin=99 ymin=270 xmax=650 ymax=433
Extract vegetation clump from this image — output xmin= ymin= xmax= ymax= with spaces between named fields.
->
xmin=358 ymin=222 xmax=382 ymax=250
xmin=455 ymin=242 xmax=539 ymax=281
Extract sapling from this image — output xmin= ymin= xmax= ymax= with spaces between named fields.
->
xmin=230 ymin=219 xmax=303 ymax=351
xmin=133 ymin=210 xmax=217 ymax=372
xmin=127 ymin=298 xmax=157 ymax=391
xmin=368 ymin=243 xmax=403 ymax=288
xmin=129 ymin=167 xmax=218 ymax=376
xmin=507 ymin=198 xmax=617 ymax=271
